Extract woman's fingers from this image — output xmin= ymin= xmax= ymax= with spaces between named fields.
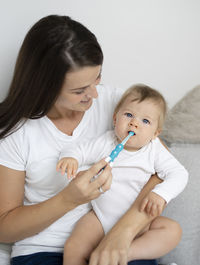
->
xmin=100 ymin=169 xmax=112 ymax=193
xmin=89 ymin=250 xmax=108 ymax=265
xmin=74 ymin=159 xmax=112 ymax=194
xmin=89 ymin=159 xmax=109 ymax=179
xmin=60 ymin=159 xmax=112 ymax=207
xmin=92 ymin=166 xmax=112 ymax=194
xmin=89 ymin=248 xmax=127 ymax=265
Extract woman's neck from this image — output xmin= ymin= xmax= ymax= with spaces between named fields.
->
xmin=48 ymin=105 xmax=84 ymax=119
xmin=47 ymin=107 xmax=85 ymax=136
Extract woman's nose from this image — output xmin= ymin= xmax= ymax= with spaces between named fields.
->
xmin=86 ymin=85 xmax=98 ymax=99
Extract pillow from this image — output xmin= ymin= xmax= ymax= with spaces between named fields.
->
xmin=160 ymin=85 xmax=200 ymax=145
xmin=158 ymin=143 xmax=200 ymax=265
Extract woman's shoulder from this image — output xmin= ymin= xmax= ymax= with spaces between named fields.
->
xmin=88 ymin=85 xmax=124 ymax=135
xmin=0 ymin=117 xmax=46 ymax=143
xmin=97 ymin=84 xmax=124 ymax=104
xmin=0 ymin=117 xmax=50 ymax=170
xmin=93 ymin=84 xmax=124 ymax=116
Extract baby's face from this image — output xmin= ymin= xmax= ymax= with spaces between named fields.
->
xmin=113 ymin=98 xmax=161 ymax=151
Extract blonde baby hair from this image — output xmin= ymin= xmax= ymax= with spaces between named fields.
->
xmin=114 ymin=84 xmax=167 ymax=130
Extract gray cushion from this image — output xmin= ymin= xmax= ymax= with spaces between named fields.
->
xmin=158 ymin=143 xmax=200 ymax=265
xmin=160 ymin=85 xmax=200 ymax=145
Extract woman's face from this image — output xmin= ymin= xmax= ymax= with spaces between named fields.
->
xmin=55 ymin=65 xmax=102 ymax=112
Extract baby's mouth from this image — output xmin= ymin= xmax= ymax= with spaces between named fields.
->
xmin=128 ymin=130 xmax=136 ymax=136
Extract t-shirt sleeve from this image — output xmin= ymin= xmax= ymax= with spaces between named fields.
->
xmin=0 ymin=129 xmax=26 ymax=171
xmin=152 ymin=138 xmax=189 ymax=203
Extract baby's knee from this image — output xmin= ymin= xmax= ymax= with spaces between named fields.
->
xmin=166 ymin=218 xmax=182 ymax=248
xmin=64 ymin=236 xmax=89 ymax=262
xmin=64 ymin=237 xmax=76 ymax=254
xmin=152 ymin=216 xmax=182 ymax=241
xmin=167 ymin=218 xmax=182 ymax=239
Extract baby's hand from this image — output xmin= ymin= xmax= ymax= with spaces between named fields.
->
xmin=56 ymin=157 xmax=78 ymax=179
xmin=139 ymin=192 xmax=166 ymax=217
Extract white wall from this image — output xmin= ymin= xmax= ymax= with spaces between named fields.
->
xmin=0 ymin=0 xmax=200 ymax=108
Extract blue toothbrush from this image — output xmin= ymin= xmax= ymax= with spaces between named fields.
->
xmin=105 ymin=131 xmax=135 ymax=164
xmin=94 ymin=131 xmax=135 ymax=187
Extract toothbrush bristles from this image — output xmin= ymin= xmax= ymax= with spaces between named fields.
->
xmin=121 ymin=131 xmax=134 ymax=146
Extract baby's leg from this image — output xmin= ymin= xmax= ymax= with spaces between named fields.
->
xmin=63 ymin=210 xmax=104 ymax=265
xmin=127 ymin=216 xmax=182 ymax=261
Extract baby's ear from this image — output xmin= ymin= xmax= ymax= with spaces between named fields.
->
xmin=153 ymin=128 xmax=161 ymax=139
xmin=113 ymin=113 xmax=117 ymax=127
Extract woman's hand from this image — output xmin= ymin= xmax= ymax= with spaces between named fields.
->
xmin=59 ymin=159 xmax=112 ymax=208
xmin=89 ymin=224 xmax=132 ymax=265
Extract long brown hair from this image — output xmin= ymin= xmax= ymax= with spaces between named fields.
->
xmin=0 ymin=15 xmax=103 ymax=139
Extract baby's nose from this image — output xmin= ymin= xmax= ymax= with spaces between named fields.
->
xmin=129 ymin=118 xmax=138 ymax=127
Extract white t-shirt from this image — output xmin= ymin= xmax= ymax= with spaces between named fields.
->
xmin=0 ymin=84 xmax=123 ymax=257
xmin=60 ymin=130 xmax=189 ymax=234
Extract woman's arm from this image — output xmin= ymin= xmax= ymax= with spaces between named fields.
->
xmin=89 ymin=174 xmax=163 ymax=265
xmin=0 ymin=160 xmax=112 ymax=243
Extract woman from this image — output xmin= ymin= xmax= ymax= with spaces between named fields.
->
xmin=0 ymin=15 xmax=162 ymax=265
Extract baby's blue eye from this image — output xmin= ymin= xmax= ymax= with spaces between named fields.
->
xmin=125 ymin=113 xmax=133 ymax=118
xmin=143 ymin=119 xmax=150 ymax=124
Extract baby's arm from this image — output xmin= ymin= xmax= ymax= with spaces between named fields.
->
xmin=56 ymin=157 xmax=78 ymax=179
xmin=140 ymin=138 xmax=189 ymax=217
xmin=151 ymin=138 xmax=188 ymax=204
xmin=140 ymin=156 xmax=188 ymax=216
xmin=60 ymin=132 xmax=113 ymax=169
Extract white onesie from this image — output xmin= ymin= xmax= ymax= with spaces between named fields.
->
xmin=60 ymin=130 xmax=188 ymax=234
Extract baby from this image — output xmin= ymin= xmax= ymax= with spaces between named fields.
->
xmin=57 ymin=84 xmax=188 ymax=265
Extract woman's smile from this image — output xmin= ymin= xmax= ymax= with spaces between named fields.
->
xmin=80 ymin=98 xmax=92 ymax=104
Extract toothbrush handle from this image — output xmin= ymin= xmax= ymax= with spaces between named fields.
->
xmin=92 ymin=159 xmax=113 ymax=181
xmin=92 ymin=132 xmax=134 ymax=179
xmin=109 ymin=143 xmax=124 ymax=162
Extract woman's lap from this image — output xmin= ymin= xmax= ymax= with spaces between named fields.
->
xmin=128 ymin=260 xmax=158 ymax=265
xmin=11 ymin=252 xmax=158 ymax=265
xmin=11 ymin=252 xmax=63 ymax=265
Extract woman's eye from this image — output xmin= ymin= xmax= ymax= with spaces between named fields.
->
xmin=143 ymin=119 xmax=150 ymax=124
xmin=125 ymin=113 xmax=132 ymax=118
xmin=75 ymin=91 xmax=84 ymax=95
